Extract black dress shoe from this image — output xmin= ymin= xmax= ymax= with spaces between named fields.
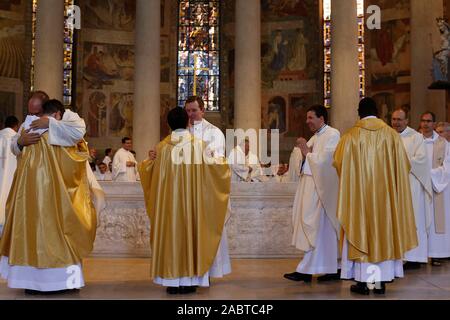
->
xmin=179 ymin=286 xmax=197 ymax=294
xmin=350 ymin=282 xmax=370 ymax=295
xmin=317 ymin=270 xmax=341 ymax=282
xmin=166 ymin=287 xmax=179 ymax=294
xmin=431 ymin=258 xmax=442 ymax=266
xmin=24 ymin=289 xmax=41 ymax=295
xmin=373 ymin=282 xmax=386 ymax=295
xmin=403 ymin=261 xmax=422 ymax=270
xmin=283 ymin=272 xmax=312 ymax=282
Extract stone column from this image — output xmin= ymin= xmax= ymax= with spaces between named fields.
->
xmin=234 ymin=0 xmax=261 ymax=130
xmin=133 ymin=0 xmax=160 ymax=161
xmin=411 ymin=0 xmax=445 ymax=127
xmin=34 ymin=0 xmax=64 ymax=100
xmin=330 ymin=0 xmax=360 ymax=133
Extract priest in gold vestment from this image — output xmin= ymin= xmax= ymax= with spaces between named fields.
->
xmin=333 ymin=98 xmax=418 ymax=295
xmin=139 ymin=107 xmax=231 ymax=295
xmin=0 ymin=100 xmax=100 ymax=294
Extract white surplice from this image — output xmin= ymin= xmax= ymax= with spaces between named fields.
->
xmin=292 ymin=125 xmax=341 ymax=274
xmin=0 ymin=128 xmax=17 ymax=234
xmin=112 ymin=148 xmax=138 ymax=182
xmin=400 ymin=127 xmax=432 ymax=263
xmin=286 ymin=147 xmax=303 ymax=182
xmin=424 ymin=132 xmax=450 ymax=258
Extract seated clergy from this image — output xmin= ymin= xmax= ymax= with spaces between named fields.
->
xmin=227 ymin=138 xmax=266 ymax=182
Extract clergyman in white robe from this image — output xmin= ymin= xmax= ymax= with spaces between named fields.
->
xmin=112 ymin=148 xmax=138 ymax=182
xmin=1 ymin=110 xmax=105 ymax=292
xmin=424 ymin=131 xmax=450 ymax=259
xmin=400 ymin=127 xmax=432 ymax=263
xmin=154 ymin=118 xmax=231 ymax=287
xmin=286 ymin=146 xmax=303 ymax=182
xmin=291 ymin=125 xmax=341 ymax=276
xmin=228 ymin=145 xmax=265 ymax=182
xmin=0 ymin=126 xmax=18 ymax=235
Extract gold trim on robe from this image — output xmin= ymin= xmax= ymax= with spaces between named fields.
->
xmin=0 ymin=133 xmax=97 ymax=268
xmin=333 ymin=118 xmax=418 ymax=263
xmin=138 ymin=134 xmax=231 ymax=279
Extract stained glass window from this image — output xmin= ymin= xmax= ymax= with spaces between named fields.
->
xmin=323 ymin=0 xmax=331 ymax=108
xmin=30 ymin=0 xmax=37 ymax=92
xmin=322 ymin=0 xmax=365 ymax=108
xmin=63 ymin=0 xmax=75 ymax=107
xmin=357 ymin=0 xmax=365 ymax=99
xmin=30 ymin=0 xmax=75 ymax=107
xmin=177 ymin=0 xmax=220 ymax=111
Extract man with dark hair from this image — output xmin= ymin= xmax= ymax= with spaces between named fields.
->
xmin=0 ymin=116 xmax=20 ymax=235
xmin=138 ymin=107 xmax=231 ymax=294
xmin=4 ymin=116 xmax=19 ymax=131
xmin=42 ymin=99 xmax=66 ymax=118
xmin=103 ymin=148 xmax=113 ymax=170
xmin=357 ymin=97 xmax=379 ymax=119
xmin=285 ymin=105 xmax=341 ymax=283
xmin=112 ymin=137 xmax=137 ymax=181
xmin=420 ymin=111 xmax=450 ymax=266
xmin=334 ymin=97 xmax=417 ymax=295
xmin=391 ymin=107 xmax=432 ymax=270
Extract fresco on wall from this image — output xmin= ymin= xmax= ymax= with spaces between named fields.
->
xmin=83 ymin=0 xmax=136 ymax=32
xmin=77 ymin=0 xmax=136 ymax=145
xmin=365 ymin=0 xmax=411 ymax=113
xmin=261 ymin=0 xmax=322 ymax=162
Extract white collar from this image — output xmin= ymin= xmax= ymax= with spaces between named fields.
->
xmin=400 ymin=126 xmax=412 ymax=137
xmin=362 ymin=116 xmax=377 ymax=120
xmin=315 ymin=124 xmax=328 ymax=136
xmin=0 ymin=127 xmax=16 ymax=136
xmin=192 ymin=118 xmax=207 ymax=127
xmin=424 ymin=131 xmax=439 ymax=143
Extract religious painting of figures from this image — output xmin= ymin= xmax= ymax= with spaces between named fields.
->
xmin=265 ymin=96 xmax=287 ymax=134
xmin=87 ymin=91 xmax=107 ymax=137
xmin=365 ymin=0 xmax=411 ymax=107
xmin=0 ymin=0 xmax=25 ymax=82
xmin=83 ymin=0 xmax=136 ymax=32
xmin=160 ymin=94 xmax=176 ymax=138
xmin=82 ymin=42 xmax=134 ymax=90
xmin=109 ymin=92 xmax=133 ymax=138
xmin=373 ymin=91 xmax=410 ymax=124
xmin=262 ymin=25 xmax=313 ymax=88
xmin=287 ymin=94 xmax=314 ymax=139
xmin=0 ymin=91 xmax=15 ymax=129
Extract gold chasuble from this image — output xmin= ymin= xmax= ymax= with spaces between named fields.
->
xmin=333 ymin=118 xmax=418 ymax=263
xmin=0 ymin=133 xmax=97 ymax=268
xmin=138 ymin=133 xmax=231 ymax=279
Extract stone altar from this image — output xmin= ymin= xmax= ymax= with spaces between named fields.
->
xmin=92 ymin=182 xmax=301 ymax=259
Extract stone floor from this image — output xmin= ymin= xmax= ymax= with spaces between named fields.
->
xmin=1 ymin=258 xmax=450 ymax=300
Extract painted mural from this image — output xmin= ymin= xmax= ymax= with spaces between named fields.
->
xmin=77 ymin=0 xmax=136 ymax=147
xmin=365 ymin=0 xmax=411 ymax=123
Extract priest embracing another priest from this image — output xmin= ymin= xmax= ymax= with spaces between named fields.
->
xmin=138 ymin=107 xmax=231 ymax=295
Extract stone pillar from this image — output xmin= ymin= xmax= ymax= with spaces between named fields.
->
xmin=234 ymin=0 xmax=261 ymax=130
xmin=34 ymin=0 xmax=64 ymax=100
xmin=133 ymin=0 xmax=160 ymax=161
xmin=411 ymin=0 xmax=445 ymax=127
xmin=330 ymin=0 xmax=360 ymax=133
